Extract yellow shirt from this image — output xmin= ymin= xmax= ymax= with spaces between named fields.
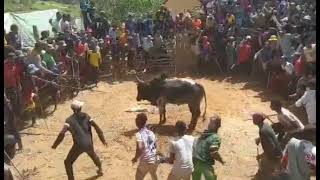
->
xmin=4 ymin=36 xmax=7 ymax=45
xmin=227 ymin=15 xmax=235 ymax=25
xmin=88 ymin=51 xmax=102 ymax=68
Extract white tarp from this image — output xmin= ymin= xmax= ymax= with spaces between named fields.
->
xmin=4 ymin=9 xmax=59 ymax=47
xmin=4 ymin=9 xmax=83 ymax=47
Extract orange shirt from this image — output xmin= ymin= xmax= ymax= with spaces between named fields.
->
xmin=119 ymin=33 xmax=128 ymax=47
xmin=193 ymin=19 xmax=202 ymax=30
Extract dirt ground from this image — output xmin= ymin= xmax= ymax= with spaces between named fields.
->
xmin=9 ymin=1 xmax=315 ymax=180
xmin=13 ymin=74 xmax=290 ymax=180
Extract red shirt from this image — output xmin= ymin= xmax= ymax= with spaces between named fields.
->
xmin=4 ymin=61 xmax=21 ymax=88
xmin=294 ymin=56 xmax=304 ymax=76
xmin=75 ymin=43 xmax=86 ymax=56
xmin=237 ymin=41 xmax=252 ymax=64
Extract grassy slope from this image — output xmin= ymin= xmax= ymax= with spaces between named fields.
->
xmin=4 ymin=0 xmax=80 ymax=17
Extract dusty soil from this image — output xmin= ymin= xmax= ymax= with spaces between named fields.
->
xmin=13 ymin=74 xmax=289 ymax=180
xmin=10 ymin=1 xmax=315 ymax=180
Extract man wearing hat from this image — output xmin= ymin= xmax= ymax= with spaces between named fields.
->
xmin=192 ymin=115 xmax=225 ymax=180
xmin=252 ymin=113 xmax=282 ymax=179
xmin=52 ymin=100 xmax=107 ymax=180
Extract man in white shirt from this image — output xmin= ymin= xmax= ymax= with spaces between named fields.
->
xmin=281 ymin=138 xmax=316 ymax=180
xmin=132 ymin=113 xmax=158 ymax=180
xmin=291 ymin=81 xmax=316 ymax=129
xmin=280 ymin=57 xmax=294 ymax=76
xmin=165 ymin=121 xmax=195 ymax=180
xmin=50 ymin=12 xmax=62 ymax=33
xmin=142 ymin=35 xmax=154 ymax=52
xmin=270 ymin=100 xmax=304 ymax=143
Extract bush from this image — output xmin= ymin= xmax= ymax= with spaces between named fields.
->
xmin=96 ymin=0 xmax=165 ymax=23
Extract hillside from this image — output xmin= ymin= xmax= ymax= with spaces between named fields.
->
xmin=4 ymin=0 xmax=80 ymax=17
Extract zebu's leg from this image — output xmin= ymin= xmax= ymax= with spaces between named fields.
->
xmin=157 ymin=97 xmax=166 ymax=125
xmin=188 ymin=103 xmax=201 ymax=130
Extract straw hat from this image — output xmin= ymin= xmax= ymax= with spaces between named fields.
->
xmin=268 ymin=35 xmax=278 ymax=41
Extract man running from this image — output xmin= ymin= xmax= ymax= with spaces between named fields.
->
xmin=192 ymin=115 xmax=225 ymax=180
xmin=132 ymin=113 xmax=158 ymax=180
xmin=51 ymin=100 xmax=107 ymax=180
xmin=165 ymin=121 xmax=195 ymax=180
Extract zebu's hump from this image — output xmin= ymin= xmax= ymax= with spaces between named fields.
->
xmin=167 ymin=78 xmax=197 ymax=85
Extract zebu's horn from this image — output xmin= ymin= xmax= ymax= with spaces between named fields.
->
xmin=135 ymin=75 xmax=144 ymax=83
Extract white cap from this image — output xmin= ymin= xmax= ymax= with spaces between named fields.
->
xmin=71 ymin=100 xmax=84 ymax=109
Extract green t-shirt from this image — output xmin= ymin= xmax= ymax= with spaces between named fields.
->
xmin=42 ymin=53 xmax=56 ymax=70
xmin=193 ymin=130 xmax=221 ymax=165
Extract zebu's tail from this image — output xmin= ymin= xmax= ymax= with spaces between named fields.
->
xmin=199 ymin=85 xmax=207 ymax=121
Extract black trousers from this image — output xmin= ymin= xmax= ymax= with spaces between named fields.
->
xmin=81 ymin=11 xmax=89 ymax=30
xmin=64 ymin=145 xmax=101 ymax=180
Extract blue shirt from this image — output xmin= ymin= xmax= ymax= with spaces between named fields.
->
xmin=80 ymin=0 xmax=90 ymax=11
xmin=144 ymin=18 xmax=153 ymax=36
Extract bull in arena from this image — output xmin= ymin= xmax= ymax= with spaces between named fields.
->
xmin=135 ymin=74 xmax=207 ymax=130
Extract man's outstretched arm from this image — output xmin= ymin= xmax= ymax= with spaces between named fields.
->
xmin=52 ymin=123 xmax=69 ymax=149
xmin=90 ymin=119 xmax=107 ymax=146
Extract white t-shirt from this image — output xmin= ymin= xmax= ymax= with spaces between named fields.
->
xmin=169 ymin=135 xmax=195 ymax=173
xmin=142 ymin=38 xmax=154 ymax=52
xmin=135 ymin=127 xmax=157 ymax=164
xmin=278 ymin=107 xmax=305 ymax=131
xmin=281 ymin=61 xmax=294 ymax=75
xmin=295 ymin=90 xmax=316 ymax=125
xmin=53 ymin=19 xmax=62 ymax=32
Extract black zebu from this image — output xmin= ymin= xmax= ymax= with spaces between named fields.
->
xmin=135 ymin=75 xmax=207 ymax=130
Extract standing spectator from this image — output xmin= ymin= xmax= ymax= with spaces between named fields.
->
xmin=144 ymin=14 xmax=154 ymax=36
xmin=6 ymin=24 xmax=22 ymax=50
xmin=278 ymin=30 xmax=295 ymax=63
xmin=126 ymin=14 xmax=137 ymax=34
xmin=192 ymin=115 xmax=225 ymax=180
xmin=60 ymin=14 xmax=71 ymax=33
xmin=237 ymin=35 xmax=253 ymax=75
xmin=41 ymin=47 xmax=57 ymax=72
xmin=291 ymin=80 xmax=316 ymax=129
xmin=252 ymin=113 xmax=282 ymax=180
xmin=302 ymin=40 xmax=316 ymax=73
xmin=132 ymin=113 xmax=158 ymax=180
xmin=49 ymin=12 xmax=62 ymax=34
xmin=225 ymin=36 xmax=237 ymax=72
xmin=4 ymin=53 xmax=23 ymax=149
xmin=164 ymin=121 xmax=195 ymax=180
xmin=87 ymin=46 xmax=101 ymax=86
xmin=80 ymin=0 xmax=91 ymax=30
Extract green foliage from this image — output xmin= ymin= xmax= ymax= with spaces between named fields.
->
xmin=96 ymin=0 xmax=165 ymax=23
xmin=4 ymin=0 xmax=80 ymax=17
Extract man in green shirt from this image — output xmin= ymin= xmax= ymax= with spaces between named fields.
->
xmin=41 ymin=48 xmax=57 ymax=71
xmin=192 ymin=115 xmax=225 ymax=180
